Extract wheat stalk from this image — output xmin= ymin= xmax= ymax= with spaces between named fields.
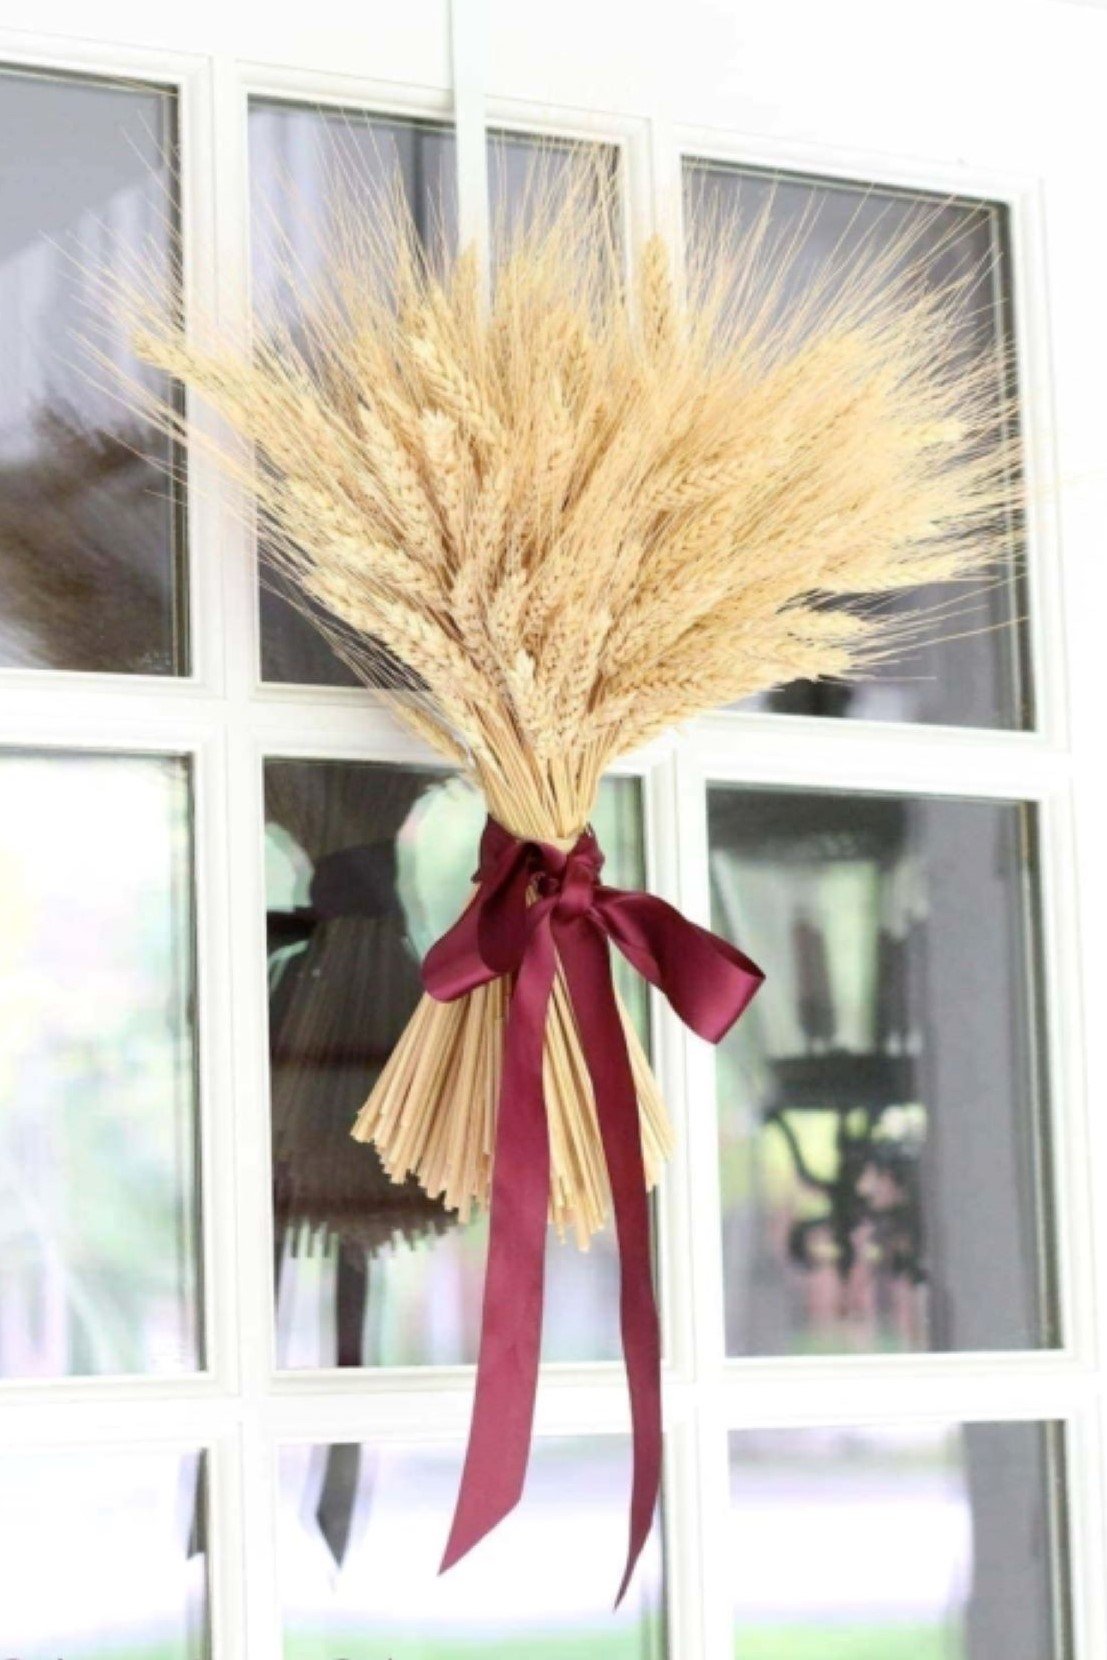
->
xmin=108 ymin=149 xmax=1017 ymax=1237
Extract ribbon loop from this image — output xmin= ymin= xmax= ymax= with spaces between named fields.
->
xmin=423 ymin=816 xmax=763 ymax=1602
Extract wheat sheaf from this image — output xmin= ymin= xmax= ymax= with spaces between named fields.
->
xmin=113 ymin=150 xmax=1017 ymax=1240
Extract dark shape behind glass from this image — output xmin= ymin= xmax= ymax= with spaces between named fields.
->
xmin=266 ymin=762 xmax=455 ymax=1562
xmin=267 ymin=761 xmax=454 ymax=1262
xmin=710 ymin=785 xmax=1055 ymax=1357
xmin=684 ymin=160 xmax=1029 ymax=730
xmin=265 ymin=761 xmax=647 ymax=1376
xmin=249 ymin=102 xmax=458 ymax=687
xmin=0 ymin=69 xmax=185 ymax=674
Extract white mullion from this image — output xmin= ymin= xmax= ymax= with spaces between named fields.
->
xmin=672 ymin=742 xmax=730 ymax=1382
xmin=449 ymin=0 xmax=490 ymax=252
xmin=249 ymin=692 xmax=441 ymax=764
xmin=240 ymin=61 xmax=452 ymax=120
xmin=1068 ymin=1405 xmax=1107 ymax=1660
xmin=208 ymin=55 xmax=259 ymax=707
xmin=692 ymin=1395 xmax=734 ymax=1660
xmin=1040 ymin=143 xmax=1107 ymax=1660
xmin=191 ymin=727 xmax=244 ymax=1405
xmin=268 ymin=1374 xmax=641 ymax=1441
xmin=687 ymin=709 xmax=1070 ymax=799
xmin=661 ymin=1414 xmax=708 ymax=1660
xmin=179 ymin=39 xmax=247 ymax=1414
xmin=1036 ymin=783 xmax=1098 ymax=1375
xmin=202 ymin=1428 xmax=250 ymax=1660
xmin=242 ymin=693 xmax=1069 ymax=795
xmin=999 ymin=175 xmax=1065 ymax=748
xmin=237 ymin=1388 xmax=283 ymax=1660
xmin=0 ymin=689 xmax=223 ymax=753
xmin=671 ymin=734 xmax=732 ymax=1656
xmin=714 ymin=1358 xmax=1094 ymax=1429
xmin=221 ymin=720 xmax=281 ymax=1660
xmin=0 ymin=1393 xmax=241 ymax=1448
xmin=191 ymin=715 xmax=252 ymax=1660
xmin=646 ymin=101 xmax=682 ymax=254
xmin=177 ymin=55 xmax=228 ymax=696
xmin=0 ymin=680 xmax=1069 ymax=792
xmin=0 ymin=1349 xmax=1086 ymax=1439
xmin=205 ymin=50 xmax=283 ymax=1660
xmin=644 ymin=752 xmax=696 ymax=1381
xmin=259 ymin=1374 xmax=693 ymax=1465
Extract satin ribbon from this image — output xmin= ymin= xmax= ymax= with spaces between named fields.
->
xmin=424 ymin=817 xmax=763 ymax=1602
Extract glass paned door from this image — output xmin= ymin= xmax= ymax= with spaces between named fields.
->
xmin=0 ymin=5 xmax=1097 ymax=1656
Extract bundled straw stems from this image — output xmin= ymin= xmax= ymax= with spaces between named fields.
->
xmin=353 ymin=943 xmax=669 ymax=1247
xmin=108 ymin=144 xmax=1017 ymax=1249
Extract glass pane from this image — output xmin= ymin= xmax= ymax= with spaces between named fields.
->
xmin=683 ymin=160 xmax=1027 ymax=730
xmin=249 ymin=100 xmax=457 ymax=686
xmin=279 ymin=1435 xmax=666 ymax=1657
xmin=0 ymin=752 xmax=201 ymax=1375
xmin=729 ymin=1421 xmax=1067 ymax=1660
xmin=0 ymin=67 xmax=185 ymax=674
xmin=488 ymin=129 xmax=621 ymax=247
xmin=709 ymin=786 xmax=1053 ymax=1357
xmin=0 ymin=1446 xmax=209 ymax=1658
xmin=266 ymin=762 xmax=647 ymax=1368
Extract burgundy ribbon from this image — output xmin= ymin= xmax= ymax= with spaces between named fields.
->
xmin=423 ymin=817 xmax=763 ymax=1602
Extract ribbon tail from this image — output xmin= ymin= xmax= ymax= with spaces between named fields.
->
xmin=559 ymin=919 xmax=663 ymax=1609
xmin=440 ymin=918 xmax=558 ymax=1574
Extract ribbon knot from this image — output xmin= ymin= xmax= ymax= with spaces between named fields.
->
xmin=539 ymin=841 xmax=601 ymax=920
xmin=424 ymin=816 xmax=763 ymax=1604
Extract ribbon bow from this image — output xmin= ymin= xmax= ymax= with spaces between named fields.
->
xmin=424 ymin=817 xmax=763 ymax=1603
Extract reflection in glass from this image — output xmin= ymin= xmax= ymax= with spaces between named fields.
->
xmin=249 ymin=101 xmax=457 ymax=686
xmin=0 ymin=68 xmax=184 ymax=674
xmin=0 ymin=1446 xmax=209 ymax=1658
xmin=730 ymin=1422 xmax=1066 ymax=1660
xmin=683 ymin=159 xmax=1027 ymax=730
xmin=279 ymin=1435 xmax=665 ymax=1658
xmin=0 ymin=752 xmax=200 ymax=1376
xmin=709 ymin=786 xmax=1053 ymax=1357
xmin=266 ymin=763 xmax=646 ymax=1369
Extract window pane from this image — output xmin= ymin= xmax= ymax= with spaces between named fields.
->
xmin=683 ymin=160 xmax=1027 ymax=730
xmin=730 ymin=1422 xmax=1067 ymax=1660
xmin=709 ymin=786 xmax=1053 ymax=1356
xmin=0 ymin=752 xmax=201 ymax=1376
xmin=279 ymin=1435 xmax=666 ymax=1657
xmin=488 ymin=129 xmax=621 ymax=247
xmin=0 ymin=68 xmax=185 ymax=674
xmin=249 ymin=101 xmax=457 ymax=686
xmin=266 ymin=762 xmax=646 ymax=1368
xmin=0 ymin=1446 xmax=209 ymax=1657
